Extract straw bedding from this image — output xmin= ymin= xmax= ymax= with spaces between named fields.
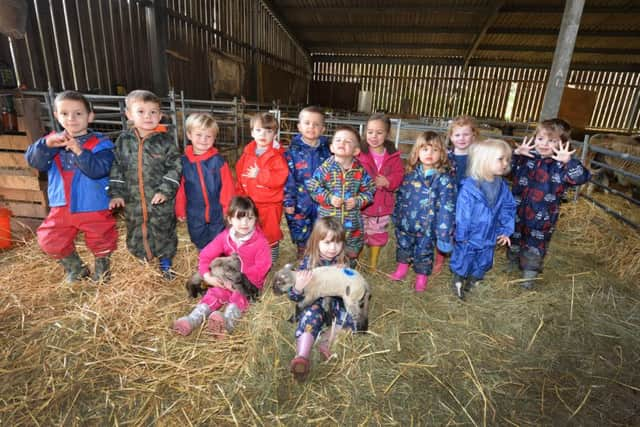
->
xmin=1 ymin=196 xmax=639 ymax=426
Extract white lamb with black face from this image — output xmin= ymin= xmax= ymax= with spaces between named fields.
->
xmin=273 ymin=264 xmax=372 ymax=331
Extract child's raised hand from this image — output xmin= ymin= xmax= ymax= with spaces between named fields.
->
xmin=243 ymin=164 xmax=259 ymax=178
xmin=330 ymin=196 xmax=343 ymax=208
xmin=109 ymin=198 xmax=125 ymax=209
xmin=375 ymin=175 xmax=390 ymax=188
xmin=514 ymin=136 xmax=535 ymax=158
xmin=45 ymin=132 xmax=70 ymax=149
xmin=294 ymin=269 xmax=313 ymax=292
xmin=551 ymin=140 xmax=576 ymax=164
xmin=497 ymin=235 xmax=511 ymax=247
xmin=344 ymin=197 xmax=356 ymax=210
xmin=64 ymin=136 xmax=83 ymax=155
xmin=151 ymin=192 xmax=167 ymax=204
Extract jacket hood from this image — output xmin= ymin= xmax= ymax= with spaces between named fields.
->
xmin=185 ymin=145 xmax=220 ymax=162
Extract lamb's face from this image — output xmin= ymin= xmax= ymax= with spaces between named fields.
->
xmin=272 ymin=264 xmax=295 ymax=295
xmin=343 ymin=280 xmax=372 ymax=332
xmin=208 ymin=255 xmax=242 ymax=285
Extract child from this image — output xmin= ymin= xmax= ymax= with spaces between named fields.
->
xmin=173 ymin=196 xmax=271 ymax=338
xmin=283 ymin=106 xmax=332 ymax=259
xmin=450 ymin=139 xmax=516 ymax=299
xmin=236 ymin=112 xmax=288 ymax=264
xmin=25 ymin=90 xmax=118 ymax=283
xmin=108 ymin=90 xmax=182 ymax=278
xmin=307 ymin=125 xmax=375 ymax=265
xmin=507 ymin=119 xmax=590 ymax=289
xmin=390 ymin=131 xmax=455 ymax=292
xmin=175 ymin=113 xmax=235 ymax=250
xmin=447 ymin=115 xmax=479 ymax=188
xmin=288 ymin=216 xmax=354 ymax=381
xmin=357 ymin=113 xmax=404 ymax=270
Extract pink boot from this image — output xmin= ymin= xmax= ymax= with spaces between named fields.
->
xmin=290 ymin=332 xmax=314 ymax=381
xmin=415 ymin=274 xmax=428 ymax=292
xmin=432 ymin=251 xmax=445 ymax=276
xmin=207 ymin=311 xmax=226 ymax=340
xmin=173 ymin=303 xmax=211 ymax=336
xmin=389 ymin=263 xmax=409 ymax=281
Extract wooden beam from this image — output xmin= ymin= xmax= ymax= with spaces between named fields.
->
xmin=280 ymin=6 xmax=484 ymax=13
xmin=463 ymin=1 xmax=505 ymax=71
xmin=0 ymin=134 xmax=32 ymax=150
xmin=259 ymin=0 xmax=312 ymax=71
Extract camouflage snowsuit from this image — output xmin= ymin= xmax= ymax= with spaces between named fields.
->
xmin=109 ymin=129 xmax=182 ymax=260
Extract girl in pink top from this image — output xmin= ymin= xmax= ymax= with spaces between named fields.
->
xmin=356 ymin=114 xmax=404 ymax=270
xmin=173 ymin=196 xmax=271 ymax=338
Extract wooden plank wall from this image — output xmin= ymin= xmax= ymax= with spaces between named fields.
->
xmin=313 ymin=62 xmax=640 ymax=133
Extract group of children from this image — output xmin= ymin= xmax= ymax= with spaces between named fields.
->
xmin=26 ymin=89 xmax=590 ymax=382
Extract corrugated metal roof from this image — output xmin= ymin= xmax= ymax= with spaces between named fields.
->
xmin=268 ymin=0 xmax=640 ymax=71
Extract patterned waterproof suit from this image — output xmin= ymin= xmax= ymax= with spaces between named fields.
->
xmin=393 ymin=166 xmax=456 ymax=275
xmin=175 ymin=145 xmax=235 ymax=250
xmin=289 ymin=257 xmax=357 ymax=339
xmin=307 ymin=156 xmax=375 ymax=258
xmin=450 ymin=177 xmax=516 ymax=279
xmin=109 ymin=129 xmax=182 ymax=260
xmin=508 ymin=153 xmax=590 ymax=271
xmin=283 ymin=134 xmax=331 ymax=247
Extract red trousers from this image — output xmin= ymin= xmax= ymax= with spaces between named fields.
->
xmin=37 ymin=207 xmax=118 ymax=259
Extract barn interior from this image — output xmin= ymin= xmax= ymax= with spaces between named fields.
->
xmin=0 ymin=1 xmax=639 ymax=425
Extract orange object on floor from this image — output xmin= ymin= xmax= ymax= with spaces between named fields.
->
xmin=0 ymin=208 xmax=12 ymax=249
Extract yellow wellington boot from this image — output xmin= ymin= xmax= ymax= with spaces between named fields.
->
xmin=369 ymin=246 xmax=381 ymax=270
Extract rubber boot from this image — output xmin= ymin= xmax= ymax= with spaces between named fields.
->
xmin=389 ymin=263 xmax=409 ymax=281
xmin=207 ymin=310 xmax=226 ymax=340
xmin=270 ymin=243 xmax=280 ymax=265
xmin=432 ymin=251 xmax=445 ymax=276
xmin=290 ymin=332 xmax=314 ymax=381
xmin=173 ymin=303 xmax=211 ymax=336
xmin=521 ymin=270 xmax=538 ymax=290
xmin=59 ymin=251 xmax=90 ymax=283
xmin=415 ymin=274 xmax=428 ymax=292
xmin=368 ymin=246 xmax=381 ymax=270
xmin=223 ymin=303 xmax=242 ymax=333
xmin=451 ymin=274 xmax=465 ymax=300
xmin=318 ymin=324 xmax=342 ymax=360
xmin=93 ymin=255 xmax=111 ymax=283
xmin=160 ymin=258 xmax=175 ymax=280
xmin=465 ymin=276 xmax=480 ymax=291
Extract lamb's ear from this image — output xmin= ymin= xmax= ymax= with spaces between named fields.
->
xmin=345 ymin=285 xmax=350 ymax=297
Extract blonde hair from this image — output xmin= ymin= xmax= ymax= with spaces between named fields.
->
xmin=407 ymin=131 xmax=449 ymax=173
xmin=467 ymin=139 xmax=512 ymax=180
xmin=250 ymin=112 xmax=279 ymax=131
xmin=536 ymin=119 xmax=571 ymax=143
xmin=448 ymin=115 xmax=479 ymax=138
xmin=305 ymin=217 xmax=347 ymax=268
xmin=125 ymin=89 xmax=161 ymax=109
xmin=185 ymin=113 xmax=219 ymax=135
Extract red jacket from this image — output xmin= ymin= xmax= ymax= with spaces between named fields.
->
xmin=235 ymin=141 xmax=288 ymax=204
xmin=357 ymin=149 xmax=404 ymax=217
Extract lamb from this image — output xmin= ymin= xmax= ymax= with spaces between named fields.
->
xmin=185 ymin=253 xmax=259 ymax=301
xmin=272 ymin=264 xmax=372 ymax=331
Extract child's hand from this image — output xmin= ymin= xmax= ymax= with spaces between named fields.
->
xmin=514 ymin=136 xmax=535 ymax=158
xmin=243 ymin=164 xmax=259 ymax=178
xmin=284 ymin=206 xmax=295 ymax=215
xmin=497 ymin=235 xmax=511 ymax=247
xmin=109 ymin=198 xmax=125 ymax=209
xmin=151 ymin=193 xmax=167 ymax=204
xmin=551 ymin=141 xmax=576 ymax=164
xmin=330 ymin=196 xmax=343 ymax=208
xmin=45 ymin=132 xmax=69 ymax=149
xmin=203 ymin=272 xmax=222 ymax=287
xmin=64 ymin=136 xmax=83 ymax=155
xmin=344 ymin=197 xmax=356 ymax=210
xmin=375 ymin=175 xmax=390 ymax=188
xmin=294 ymin=270 xmax=313 ymax=292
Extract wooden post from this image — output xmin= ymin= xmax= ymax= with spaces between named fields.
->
xmin=145 ymin=0 xmax=168 ymax=96
xmin=540 ymin=0 xmax=584 ymax=121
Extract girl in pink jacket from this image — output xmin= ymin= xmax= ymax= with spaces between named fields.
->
xmin=356 ymin=114 xmax=404 ymax=270
xmin=173 ymin=196 xmax=272 ymax=338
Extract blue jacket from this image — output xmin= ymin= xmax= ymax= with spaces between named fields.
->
xmin=392 ymin=165 xmax=456 ymax=246
xmin=25 ymin=132 xmax=114 ymax=213
xmin=283 ymin=134 xmax=331 ymax=217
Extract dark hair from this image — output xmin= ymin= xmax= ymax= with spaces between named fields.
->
xmin=54 ymin=90 xmax=92 ymax=113
xmin=537 ymin=119 xmax=572 ymax=143
xmin=361 ymin=113 xmax=397 ymax=154
xmin=125 ymin=89 xmax=161 ymax=109
xmin=227 ymin=196 xmax=259 ymax=220
xmin=251 ymin=112 xmax=279 ymax=131
xmin=332 ymin=125 xmax=361 ymax=146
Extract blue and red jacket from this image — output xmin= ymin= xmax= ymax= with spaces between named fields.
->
xmin=175 ymin=145 xmax=235 ymax=249
xmin=25 ymin=131 xmax=114 ymax=213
